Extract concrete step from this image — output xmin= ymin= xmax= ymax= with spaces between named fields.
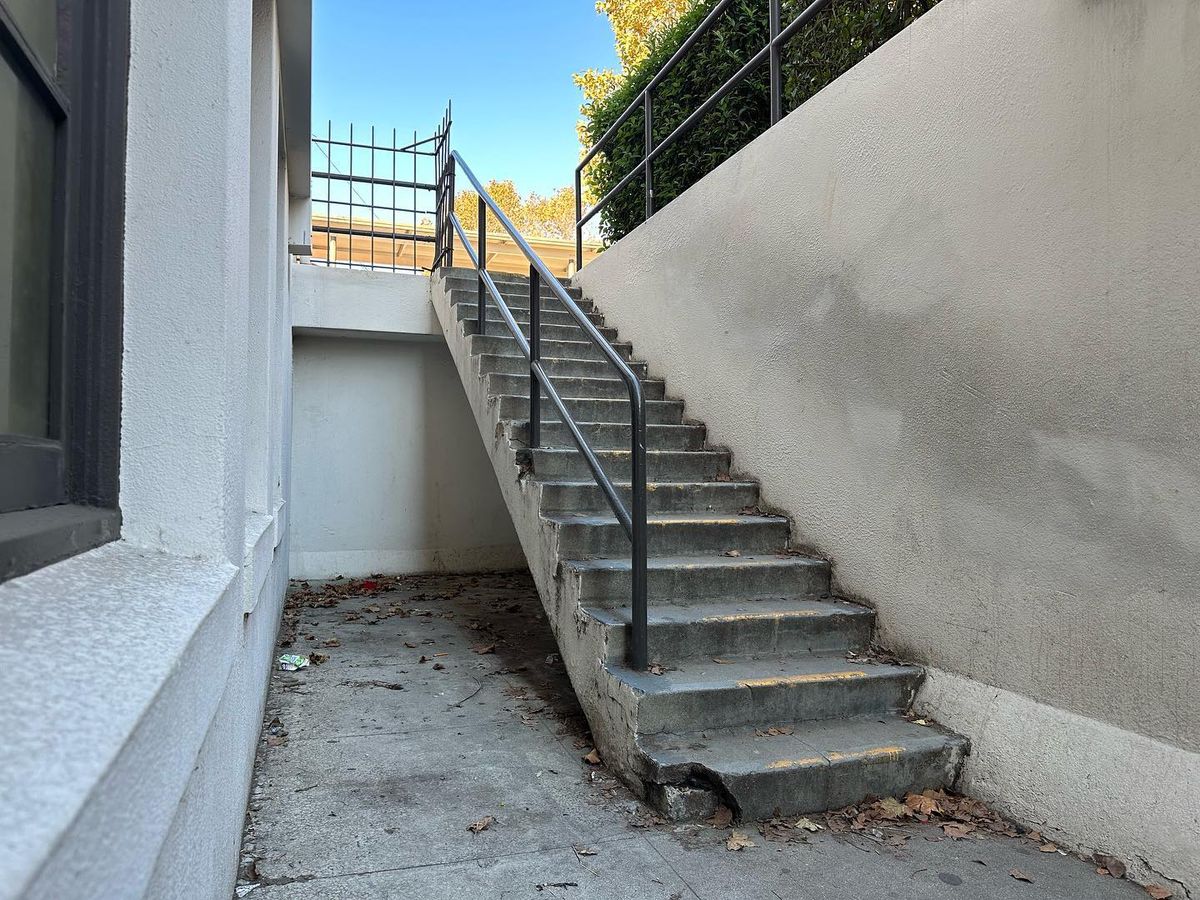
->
xmin=609 ymin=653 xmax=923 ymax=734
xmin=546 ymin=512 xmax=789 ymax=557
xmin=485 ymin=372 xmax=666 ymax=402
xmin=455 ymin=300 xmax=606 ymax=329
xmin=440 ymin=269 xmax=581 ymax=297
xmin=513 ymin=421 xmax=705 ymax=451
xmin=495 ymin=394 xmax=685 ymax=425
xmin=639 ymin=717 xmax=968 ymax=820
xmin=464 ymin=318 xmax=618 ymax=343
xmin=468 ymin=333 xmax=634 ymax=363
xmin=564 ymin=554 xmax=832 ymax=605
xmin=537 ymin=480 xmax=757 ymax=514
xmin=585 ymin=597 xmax=874 ymax=663
xmin=448 ymin=286 xmax=595 ymax=314
xmin=478 ymin=354 xmax=648 ymax=382
xmin=529 ymin=447 xmax=727 ymax=482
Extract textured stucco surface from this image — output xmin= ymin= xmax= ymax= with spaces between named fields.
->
xmin=578 ymin=0 xmax=1199 ymax=753
xmin=577 ymin=0 xmax=1198 ymax=887
xmin=289 ymin=334 xmax=524 ymax=577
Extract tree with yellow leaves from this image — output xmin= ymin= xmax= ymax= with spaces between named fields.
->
xmin=573 ymin=0 xmax=696 ymax=195
xmin=455 ymin=182 xmax=577 ymax=241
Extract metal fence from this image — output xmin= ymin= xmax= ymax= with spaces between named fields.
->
xmin=311 ymin=110 xmax=450 ymax=273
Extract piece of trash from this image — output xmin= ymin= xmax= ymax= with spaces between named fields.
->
xmin=535 ymin=883 xmax=578 ymax=892
xmin=277 ymin=654 xmax=309 ymax=671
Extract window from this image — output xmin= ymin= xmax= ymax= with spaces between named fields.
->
xmin=0 ymin=0 xmax=129 ymax=581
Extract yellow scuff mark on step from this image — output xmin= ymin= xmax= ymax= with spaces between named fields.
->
xmin=702 ymin=610 xmax=821 ymax=622
xmin=766 ymin=756 xmax=825 ymax=770
xmin=737 ymin=671 xmax=867 ymax=688
xmin=826 ymin=745 xmax=905 ymax=763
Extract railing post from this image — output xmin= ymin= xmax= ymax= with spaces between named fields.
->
xmin=528 ymin=263 xmax=541 ymax=449
xmin=477 ymin=195 xmax=486 ymax=335
xmin=768 ymin=0 xmax=783 ymax=126
xmin=643 ymin=90 xmax=654 ymax=222
xmin=630 ymin=400 xmax=648 ymax=671
xmin=574 ymin=167 xmax=583 ymax=272
xmin=446 ymin=156 xmax=456 ymax=268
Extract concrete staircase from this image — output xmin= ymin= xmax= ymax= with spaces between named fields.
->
xmin=433 ymin=268 xmax=967 ymax=821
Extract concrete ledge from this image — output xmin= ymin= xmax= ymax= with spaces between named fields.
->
xmin=291 ymin=263 xmax=437 ymax=339
xmin=289 ymin=544 xmax=527 ymax=580
xmin=916 ymin=669 xmax=1198 ymax=896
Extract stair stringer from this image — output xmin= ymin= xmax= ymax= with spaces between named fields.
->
xmin=431 ymin=274 xmax=664 ymax=795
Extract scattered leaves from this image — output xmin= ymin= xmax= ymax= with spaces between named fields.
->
xmin=1039 ymin=843 xmax=1058 ymax=853
xmin=471 ymin=643 xmax=496 ymax=655
xmin=754 ymin=725 xmax=795 ymax=737
xmin=1009 ymin=868 xmax=1034 ymax=883
xmin=467 ymin=815 xmax=494 ymax=834
xmin=1144 ymin=886 xmax=1174 ymax=899
xmin=1094 ymin=854 xmax=1127 ymax=879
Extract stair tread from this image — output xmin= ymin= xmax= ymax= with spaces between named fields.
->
xmin=609 ymin=651 xmax=915 ymax=694
xmin=546 ymin=511 xmax=784 ymax=527
xmin=585 ymin=596 xmax=871 ymax=628
xmin=536 ymin=477 xmax=753 ymax=488
xmin=640 ymin=715 xmax=964 ymax=775
xmin=533 ymin=448 xmax=723 ymax=458
xmin=564 ymin=553 xmax=825 ymax=573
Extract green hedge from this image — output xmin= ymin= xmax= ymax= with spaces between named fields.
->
xmin=584 ymin=0 xmax=941 ymax=245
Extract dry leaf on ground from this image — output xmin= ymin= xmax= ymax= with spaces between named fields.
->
xmin=1009 ymin=868 xmax=1034 ymax=883
xmin=754 ymin=726 xmax=795 ymax=737
xmin=467 ymin=815 xmax=494 ymax=834
xmin=1039 ymin=843 xmax=1058 ymax=853
xmin=706 ymin=806 xmax=733 ymax=828
xmin=1144 ymin=886 xmax=1174 ymax=899
xmin=726 ymin=830 xmax=755 ymax=851
xmin=582 ymin=748 xmax=602 ymax=766
xmin=470 ymin=643 xmax=496 ymax=655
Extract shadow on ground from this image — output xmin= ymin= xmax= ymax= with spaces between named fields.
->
xmin=237 ymin=572 xmax=1148 ymax=900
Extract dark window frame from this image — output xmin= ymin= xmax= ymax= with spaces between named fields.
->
xmin=0 ymin=0 xmax=128 ymax=581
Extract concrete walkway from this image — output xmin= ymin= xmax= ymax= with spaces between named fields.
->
xmin=237 ymin=573 xmax=1145 ymax=900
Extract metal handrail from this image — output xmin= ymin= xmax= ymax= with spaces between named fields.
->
xmin=444 ymin=150 xmax=650 ymax=670
xmin=574 ymin=0 xmax=831 ymax=266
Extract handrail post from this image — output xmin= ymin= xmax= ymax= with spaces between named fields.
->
xmin=446 ymin=156 xmax=456 ymax=268
xmin=630 ymin=399 xmax=648 ymax=671
xmin=528 ymin=263 xmax=541 ymax=448
xmin=643 ymin=90 xmax=654 ymax=222
xmin=769 ymin=0 xmax=783 ymax=125
xmin=574 ymin=167 xmax=584 ymax=272
xmin=477 ymin=195 xmax=486 ymax=335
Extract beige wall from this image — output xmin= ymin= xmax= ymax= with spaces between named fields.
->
xmin=577 ymin=0 xmax=1198 ymax=888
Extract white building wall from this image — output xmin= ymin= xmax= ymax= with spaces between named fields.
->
xmin=0 ymin=1 xmax=304 ymax=898
xmin=576 ymin=0 xmax=1199 ymax=891
xmin=289 ymin=265 xmax=525 ymax=578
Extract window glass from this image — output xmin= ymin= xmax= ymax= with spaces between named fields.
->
xmin=0 ymin=58 xmax=57 ymax=439
xmin=4 ymin=0 xmax=58 ymax=71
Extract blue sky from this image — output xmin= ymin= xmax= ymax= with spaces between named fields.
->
xmin=312 ymin=0 xmax=620 ymax=197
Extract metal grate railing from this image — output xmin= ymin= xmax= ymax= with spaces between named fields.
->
xmin=311 ymin=109 xmax=450 ymax=273
xmin=574 ymin=0 xmax=832 ymax=267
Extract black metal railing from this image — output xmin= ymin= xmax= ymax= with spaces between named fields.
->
xmin=574 ymin=0 xmax=831 ymax=267
xmin=437 ymin=150 xmax=650 ymax=670
xmin=312 ymin=108 xmax=450 ymax=273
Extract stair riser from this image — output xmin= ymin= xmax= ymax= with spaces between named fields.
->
xmin=635 ymin=670 xmax=922 ymax=734
xmin=486 ymin=373 xmax=666 ymax=402
xmin=570 ymin=561 xmax=832 ymax=606
xmin=604 ymin=610 xmax=874 ymax=663
xmin=496 ymin=395 xmax=684 ymax=425
xmin=531 ymin=450 xmax=727 ymax=482
xmin=516 ymin=422 xmax=704 ymax=451
xmin=538 ymin=481 xmax=757 ymax=514
xmin=680 ymin=741 xmax=965 ymax=821
xmin=464 ymin=319 xmax=618 ymax=342
xmin=479 ymin=355 xmax=647 ymax=381
xmin=469 ymin=334 xmax=633 ymax=362
xmin=446 ymin=283 xmax=591 ymax=305
xmin=455 ymin=301 xmax=605 ymax=329
xmin=553 ymin=519 xmax=789 ymax=557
